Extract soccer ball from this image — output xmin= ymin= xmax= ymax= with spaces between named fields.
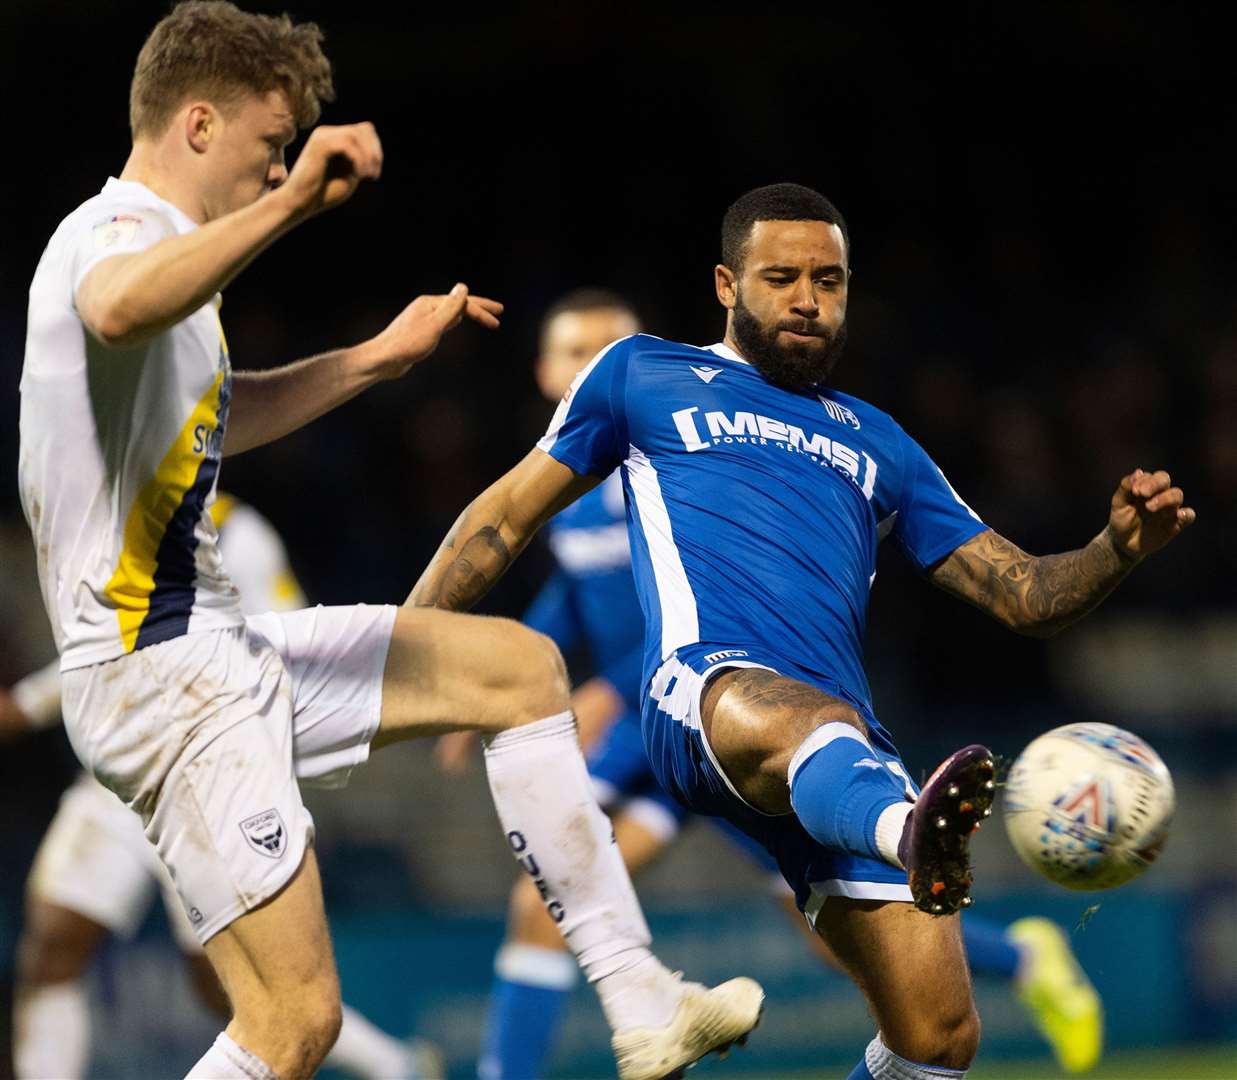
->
xmin=1003 ymin=722 xmax=1174 ymax=891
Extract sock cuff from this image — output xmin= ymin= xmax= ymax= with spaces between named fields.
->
xmin=214 ymin=1033 xmax=280 ymax=1080
xmin=494 ymin=943 xmax=580 ymax=990
xmin=865 ymin=1035 xmax=967 ymax=1079
xmin=483 ymin=711 xmax=576 ymax=756
xmin=787 ymin=721 xmax=872 ymax=787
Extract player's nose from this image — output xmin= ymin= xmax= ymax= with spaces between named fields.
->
xmin=789 ymin=282 xmax=818 ymax=315
xmin=268 ymin=163 xmax=289 ymax=189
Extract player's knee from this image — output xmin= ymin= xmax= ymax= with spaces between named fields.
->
xmin=231 ymin=970 xmax=341 ymax=1077
xmin=904 ymin=1001 xmax=981 ymax=1070
xmin=300 ymin=988 xmax=343 ymax=1066
xmin=496 ymin=622 xmax=571 ymax=723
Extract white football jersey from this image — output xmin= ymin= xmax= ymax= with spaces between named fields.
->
xmin=19 ymin=178 xmax=244 ymax=670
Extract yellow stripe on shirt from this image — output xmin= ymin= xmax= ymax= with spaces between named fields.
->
xmin=103 ymin=369 xmax=226 ymax=652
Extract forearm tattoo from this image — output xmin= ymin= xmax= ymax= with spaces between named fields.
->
xmin=932 ymin=528 xmax=1136 ymax=636
xmin=414 ymin=525 xmax=512 ymax=611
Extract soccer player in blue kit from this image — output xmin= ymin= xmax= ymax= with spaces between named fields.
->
xmin=438 ymin=291 xmax=1108 ymax=1077
xmin=409 ymin=185 xmax=1195 ymax=1078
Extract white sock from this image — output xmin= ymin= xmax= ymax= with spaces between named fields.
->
xmin=14 ymin=980 xmax=90 ymax=1080
xmin=864 ymin=1034 xmax=968 ymax=1078
xmin=483 ymin=712 xmax=681 ymax=1033
xmin=323 ymin=1003 xmax=417 ymax=1080
xmin=495 ymin=942 xmax=579 ymax=990
xmin=185 ymin=1032 xmax=279 ymax=1079
xmin=874 ymin=801 xmax=914 ymax=867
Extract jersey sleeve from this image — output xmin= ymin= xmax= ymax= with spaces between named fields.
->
xmin=891 ymin=429 xmax=988 ymax=573
xmin=522 ymin=569 xmax=582 ymax=654
xmin=536 ymin=336 xmax=632 ymax=478
xmin=67 ymin=204 xmax=177 ymax=295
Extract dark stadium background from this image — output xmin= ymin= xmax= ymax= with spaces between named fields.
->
xmin=1 ymin=4 xmax=1233 ymax=1078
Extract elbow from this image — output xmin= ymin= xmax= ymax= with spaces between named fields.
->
xmin=1007 ymin=614 xmax=1065 ymax=639
xmin=86 ymin=308 xmax=140 ymax=349
xmin=80 ymin=293 xmax=149 ymax=350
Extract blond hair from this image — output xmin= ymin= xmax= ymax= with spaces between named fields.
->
xmin=129 ymin=1 xmax=335 ymax=138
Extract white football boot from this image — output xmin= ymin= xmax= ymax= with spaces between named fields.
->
xmin=611 ymin=975 xmax=765 ymax=1080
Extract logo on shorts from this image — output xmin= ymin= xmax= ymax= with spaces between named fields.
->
xmin=239 ymin=808 xmax=287 ymax=859
xmin=702 ymin=649 xmax=749 ymax=664
xmin=188 ymin=907 xmax=204 ymax=924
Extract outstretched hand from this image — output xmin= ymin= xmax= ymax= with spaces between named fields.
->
xmin=1108 ymin=468 xmax=1196 ymax=562
xmin=366 ymin=284 xmax=503 ymax=380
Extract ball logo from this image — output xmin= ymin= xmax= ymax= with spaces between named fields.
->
xmin=1052 ymin=776 xmax=1115 ymax=834
xmin=239 ymin=808 xmax=287 ymax=859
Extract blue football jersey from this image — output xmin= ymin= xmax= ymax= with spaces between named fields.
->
xmin=537 ymin=335 xmax=987 ymax=715
xmin=522 ymin=472 xmax=645 ymax=713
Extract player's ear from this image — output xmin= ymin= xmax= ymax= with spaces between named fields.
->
xmin=184 ymin=103 xmax=215 ymax=154
xmin=715 ymin=264 xmax=737 ymax=309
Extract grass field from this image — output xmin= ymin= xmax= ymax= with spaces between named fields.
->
xmin=743 ymin=1043 xmax=1237 ymax=1079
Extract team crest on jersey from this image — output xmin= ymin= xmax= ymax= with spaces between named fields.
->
xmin=690 ymin=365 xmax=723 ymax=384
xmin=239 ymin=808 xmax=287 ymax=858
xmin=1052 ymin=777 xmax=1115 ymax=834
xmin=819 ymin=396 xmax=861 ymax=429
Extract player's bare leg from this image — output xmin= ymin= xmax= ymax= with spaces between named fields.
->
xmin=198 ymin=849 xmax=340 ymax=1080
xmin=701 ymin=666 xmax=986 ymax=1069
xmin=185 ymin=951 xmax=232 ymax=1018
xmin=815 ymin=900 xmax=980 ymax=1070
xmin=702 ymin=668 xmax=994 ymax=914
xmin=376 ymin=606 xmax=762 ymax=1078
xmin=13 ymin=900 xmax=105 ymax=1079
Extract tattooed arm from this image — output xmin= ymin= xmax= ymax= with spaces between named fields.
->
xmin=407 ymin=449 xmax=600 ymax=611
xmin=929 ymin=468 xmax=1196 ymax=637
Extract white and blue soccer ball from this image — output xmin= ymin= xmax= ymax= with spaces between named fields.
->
xmin=1003 ymin=722 xmax=1175 ymax=891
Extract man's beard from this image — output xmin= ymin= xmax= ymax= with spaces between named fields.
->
xmin=731 ymin=292 xmax=848 ymax=391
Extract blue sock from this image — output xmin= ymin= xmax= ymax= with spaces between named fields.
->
xmin=478 ymin=945 xmax=577 ymax=1080
xmin=788 ymin=723 xmax=909 ymax=863
xmin=962 ymin=915 xmax=1022 ymax=979
xmin=846 ymin=1057 xmax=877 ymax=1080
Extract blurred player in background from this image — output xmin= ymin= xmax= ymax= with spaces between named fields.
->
xmin=439 ymin=290 xmax=1104 ymax=1078
xmin=1 ymin=495 xmax=442 ymax=1080
xmin=410 ymin=185 xmax=1194 ymax=1080
xmin=16 ymin=4 xmax=760 ymax=1078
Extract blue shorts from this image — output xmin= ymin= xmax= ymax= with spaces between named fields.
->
xmin=642 ymin=643 xmax=915 ymax=922
xmin=587 ymin=709 xmax=688 ymax=841
xmin=587 ymin=709 xmax=780 ymax=875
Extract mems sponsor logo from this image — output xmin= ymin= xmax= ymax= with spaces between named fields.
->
xmin=671 ymin=406 xmax=878 ymax=499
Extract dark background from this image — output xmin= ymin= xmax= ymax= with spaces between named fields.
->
xmin=1 ymin=4 xmax=1234 ymax=1077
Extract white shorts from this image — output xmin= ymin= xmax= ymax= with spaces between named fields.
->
xmin=61 ymin=604 xmax=396 ymax=945
xmin=27 ymin=772 xmax=201 ymax=951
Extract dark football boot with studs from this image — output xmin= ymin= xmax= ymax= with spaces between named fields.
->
xmin=898 ymin=744 xmax=997 ymax=915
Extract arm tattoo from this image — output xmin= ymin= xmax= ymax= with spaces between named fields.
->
xmin=931 ymin=528 xmax=1136 ymax=637
xmin=415 ymin=526 xmax=512 ymax=611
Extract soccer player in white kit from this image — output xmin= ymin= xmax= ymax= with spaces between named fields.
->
xmin=4 ymin=495 xmax=443 ymax=1080
xmin=16 ymin=4 xmax=761 ymax=1078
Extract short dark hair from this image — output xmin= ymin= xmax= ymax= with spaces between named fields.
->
xmin=721 ymin=183 xmax=849 ymax=270
xmin=540 ymin=288 xmax=639 ymax=337
xmin=130 ymin=1 xmax=334 ymax=138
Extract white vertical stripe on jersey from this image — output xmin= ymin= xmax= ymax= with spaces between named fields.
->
xmin=624 ymin=445 xmax=699 ymax=660
xmin=933 ymin=463 xmax=982 ymax=521
xmin=536 ymin=336 xmax=632 ymax=456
